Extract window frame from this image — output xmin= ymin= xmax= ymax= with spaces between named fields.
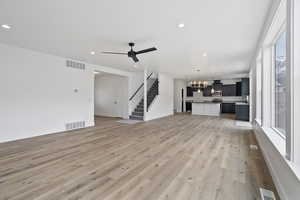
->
xmin=270 ymin=24 xmax=287 ymax=140
xmin=255 ymin=50 xmax=263 ymax=125
xmin=260 ymin=0 xmax=290 ymax=160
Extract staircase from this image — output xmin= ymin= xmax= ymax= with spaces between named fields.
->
xmin=130 ymin=79 xmax=159 ymax=120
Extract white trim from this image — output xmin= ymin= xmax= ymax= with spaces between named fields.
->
xmin=271 ymin=23 xmax=287 ymax=45
xmin=270 ymin=29 xmax=288 ymax=140
xmin=255 ymin=52 xmax=263 ymax=123
xmin=143 ymin=69 xmax=148 ymax=120
xmin=286 ymin=0 xmax=295 ymax=164
xmin=254 ymin=125 xmax=288 ymax=200
xmin=263 ymin=0 xmax=287 ymax=46
xmin=272 ymin=127 xmax=286 ymax=140
xmin=257 ymin=124 xmax=300 ymax=181
xmin=250 ymin=0 xmax=282 ymax=64
xmin=286 ymin=0 xmax=300 ymax=166
xmin=255 ymin=118 xmax=262 ymax=126
xmin=254 ymin=121 xmax=300 ymax=200
xmin=262 ymin=126 xmax=286 ymax=155
xmin=260 ymin=0 xmax=291 ymax=160
xmin=261 ymin=45 xmax=272 ymax=127
xmin=287 ymin=0 xmax=300 ymax=166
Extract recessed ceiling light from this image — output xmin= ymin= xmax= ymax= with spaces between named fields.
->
xmin=1 ymin=24 xmax=11 ymax=29
xmin=178 ymin=23 xmax=185 ymax=28
xmin=90 ymin=51 xmax=96 ymax=55
xmin=203 ymin=53 xmax=207 ymax=57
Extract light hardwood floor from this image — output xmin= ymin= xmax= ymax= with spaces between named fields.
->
xmin=0 ymin=114 xmax=278 ymax=200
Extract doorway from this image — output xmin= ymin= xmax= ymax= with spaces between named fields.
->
xmin=94 ymin=71 xmax=129 ymax=119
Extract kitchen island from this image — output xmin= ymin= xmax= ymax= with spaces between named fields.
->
xmin=192 ymin=102 xmax=221 ymax=116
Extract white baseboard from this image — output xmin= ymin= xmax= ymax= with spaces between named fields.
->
xmin=253 ymin=124 xmax=288 ymax=200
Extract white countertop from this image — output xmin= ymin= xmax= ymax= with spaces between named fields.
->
xmin=192 ymin=102 xmax=221 ymax=116
xmin=192 ymin=101 xmax=221 ymax=104
xmin=235 ymin=102 xmax=249 ymax=105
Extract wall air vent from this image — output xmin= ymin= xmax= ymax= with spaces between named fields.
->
xmin=65 ymin=121 xmax=85 ymax=131
xmin=259 ymin=188 xmax=276 ymax=200
xmin=66 ymin=60 xmax=85 ymax=70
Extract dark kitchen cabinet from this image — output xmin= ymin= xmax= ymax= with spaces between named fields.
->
xmin=213 ymin=83 xmax=223 ymax=91
xmin=236 ymin=82 xmax=242 ymax=96
xmin=222 ymin=84 xmax=236 ymax=96
xmin=187 ymin=87 xmax=193 ymax=97
xmin=186 ymin=102 xmax=192 ymax=112
xmin=203 ymin=86 xmax=212 ymax=96
xmin=212 ymin=80 xmax=222 ymax=92
xmin=222 ymin=103 xmax=236 ymax=113
xmin=241 ymin=78 xmax=249 ymax=96
xmin=236 ymin=104 xmax=249 ymax=121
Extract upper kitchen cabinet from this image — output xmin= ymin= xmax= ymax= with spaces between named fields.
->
xmin=236 ymin=82 xmax=242 ymax=96
xmin=187 ymin=87 xmax=199 ymax=97
xmin=212 ymin=80 xmax=222 ymax=91
xmin=222 ymin=84 xmax=236 ymax=96
xmin=203 ymin=86 xmax=212 ymax=96
xmin=241 ymin=78 xmax=249 ymax=96
xmin=187 ymin=87 xmax=193 ymax=97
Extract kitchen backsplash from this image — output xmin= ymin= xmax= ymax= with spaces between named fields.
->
xmin=185 ymin=95 xmax=246 ymax=102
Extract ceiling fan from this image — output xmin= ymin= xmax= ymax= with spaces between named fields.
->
xmin=102 ymin=42 xmax=157 ymax=63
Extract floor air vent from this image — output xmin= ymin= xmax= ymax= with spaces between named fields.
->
xmin=250 ymin=144 xmax=259 ymax=150
xmin=66 ymin=60 xmax=85 ymax=70
xmin=65 ymin=121 xmax=85 ymax=131
xmin=260 ymin=188 xmax=276 ymax=200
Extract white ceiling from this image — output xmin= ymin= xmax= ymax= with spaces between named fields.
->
xmin=0 ymin=0 xmax=272 ymax=79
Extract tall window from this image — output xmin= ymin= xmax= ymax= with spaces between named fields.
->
xmin=274 ymin=32 xmax=287 ymax=136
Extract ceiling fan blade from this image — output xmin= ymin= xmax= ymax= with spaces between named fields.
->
xmin=101 ymin=52 xmax=127 ymax=55
xmin=136 ymin=47 xmax=157 ymax=55
xmin=132 ymin=55 xmax=139 ymax=62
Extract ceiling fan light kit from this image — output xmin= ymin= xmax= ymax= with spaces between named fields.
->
xmin=102 ymin=42 xmax=157 ymax=63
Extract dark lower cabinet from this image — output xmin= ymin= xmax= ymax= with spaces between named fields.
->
xmin=241 ymin=78 xmax=249 ymax=96
xmin=186 ymin=102 xmax=192 ymax=112
xmin=236 ymin=104 xmax=249 ymax=121
xmin=222 ymin=103 xmax=235 ymax=113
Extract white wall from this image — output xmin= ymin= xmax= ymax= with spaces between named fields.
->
xmin=0 ymin=43 xmax=94 ymax=143
xmin=145 ymin=73 xmax=174 ymax=121
xmin=94 ymin=73 xmax=128 ymax=119
xmin=0 ymin=43 xmax=141 ymax=143
xmin=174 ymin=79 xmax=186 ymax=112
